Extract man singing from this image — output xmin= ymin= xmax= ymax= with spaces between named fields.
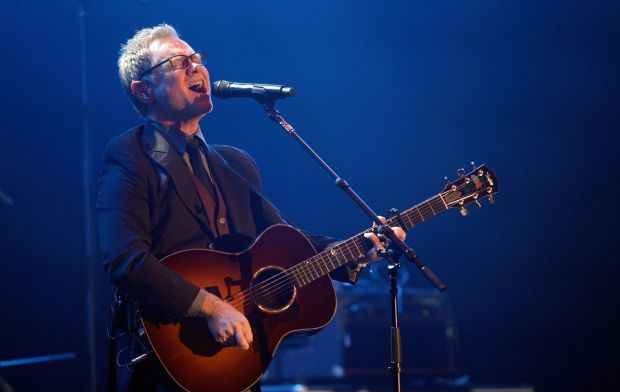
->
xmin=97 ymin=23 xmax=404 ymax=392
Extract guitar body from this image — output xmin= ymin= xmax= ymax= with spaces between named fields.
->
xmin=141 ymin=224 xmax=337 ymax=392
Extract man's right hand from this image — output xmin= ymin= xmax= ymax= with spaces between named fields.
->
xmin=198 ymin=290 xmax=253 ymax=350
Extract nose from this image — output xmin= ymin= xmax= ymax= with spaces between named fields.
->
xmin=189 ymin=58 xmax=205 ymax=70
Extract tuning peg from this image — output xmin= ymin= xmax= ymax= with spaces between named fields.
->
xmin=475 ymin=200 xmax=482 ymax=208
xmin=444 ymin=176 xmax=449 ymax=185
xmin=470 ymin=161 xmax=477 ymax=170
xmin=460 ymin=206 xmax=469 ymax=216
xmin=488 ymin=195 xmax=496 ymax=204
xmin=457 ymin=168 xmax=465 ymax=178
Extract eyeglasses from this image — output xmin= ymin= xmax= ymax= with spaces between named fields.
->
xmin=138 ymin=51 xmax=207 ymax=80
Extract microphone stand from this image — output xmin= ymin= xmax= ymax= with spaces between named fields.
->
xmin=256 ymin=97 xmax=447 ymax=392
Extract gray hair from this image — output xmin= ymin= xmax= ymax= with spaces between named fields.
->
xmin=118 ymin=23 xmax=179 ymax=116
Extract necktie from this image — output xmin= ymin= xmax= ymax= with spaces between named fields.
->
xmin=185 ymin=136 xmax=216 ymax=199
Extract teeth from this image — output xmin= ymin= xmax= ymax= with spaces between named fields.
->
xmin=188 ymin=80 xmax=204 ymax=92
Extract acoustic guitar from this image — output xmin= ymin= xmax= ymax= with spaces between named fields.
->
xmin=140 ymin=164 xmax=499 ymax=392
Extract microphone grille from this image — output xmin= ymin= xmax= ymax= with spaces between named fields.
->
xmin=211 ymin=80 xmax=230 ymax=98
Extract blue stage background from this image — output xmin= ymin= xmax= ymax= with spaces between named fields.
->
xmin=0 ymin=1 xmax=618 ymax=391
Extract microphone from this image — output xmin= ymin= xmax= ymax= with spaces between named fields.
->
xmin=211 ymin=80 xmax=296 ymax=100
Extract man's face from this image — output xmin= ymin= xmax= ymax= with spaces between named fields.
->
xmin=146 ymin=37 xmax=213 ymax=124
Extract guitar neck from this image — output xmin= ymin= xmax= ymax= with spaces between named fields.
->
xmin=290 ymin=193 xmax=448 ymax=287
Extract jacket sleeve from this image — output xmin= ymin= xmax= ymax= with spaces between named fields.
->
xmin=96 ymin=132 xmax=199 ymax=322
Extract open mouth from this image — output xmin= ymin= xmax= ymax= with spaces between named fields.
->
xmin=188 ymin=80 xmax=207 ymax=93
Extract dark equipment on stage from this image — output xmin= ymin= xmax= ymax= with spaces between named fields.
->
xmin=342 ymin=285 xmax=457 ymax=378
xmin=263 ymin=284 xmax=457 ymax=385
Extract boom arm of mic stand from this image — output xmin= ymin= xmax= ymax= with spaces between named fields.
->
xmin=259 ymin=100 xmax=447 ymax=292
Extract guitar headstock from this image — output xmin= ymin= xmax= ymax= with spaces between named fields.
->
xmin=442 ymin=163 xmax=499 ymax=216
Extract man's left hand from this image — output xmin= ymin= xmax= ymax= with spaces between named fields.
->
xmin=363 ymin=216 xmax=407 ymax=262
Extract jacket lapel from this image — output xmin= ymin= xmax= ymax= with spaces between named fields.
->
xmin=141 ymin=123 xmax=212 ymax=231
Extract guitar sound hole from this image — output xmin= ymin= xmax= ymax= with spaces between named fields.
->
xmin=251 ymin=266 xmax=296 ymax=314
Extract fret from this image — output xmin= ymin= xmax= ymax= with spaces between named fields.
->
xmin=325 ymin=248 xmax=337 ymax=267
xmin=332 ymin=245 xmax=348 ymax=266
xmin=323 ymin=253 xmax=335 ymax=273
xmin=427 ymin=200 xmax=436 ymax=214
xmin=420 ymin=203 xmax=435 ymax=220
xmin=302 ymin=260 xmax=314 ymax=281
xmin=323 ymin=253 xmax=338 ymax=273
xmin=314 ymin=258 xmax=323 ymax=279
xmin=354 ymin=235 xmax=369 ymax=258
xmin=290 ymin=270 xmax=300 ymax=287
xmin=309 ymin=259 xmax=320 ymax=280
xmin=298 ymin=264 xmax=309 ymax=286
xmin=437 ymin=193 xmax=449 ymax=209
xmin=346 ymin=242 xmax=358 ymax=261
xmin=415 ymin=206 xmax=426 ymax=222
xmin=312 ymin=255 xmax=322 ymax=275
xmin=293 ymin=266 xmax=306 ymax=286
xmin=353 ymin=240 xmax=365 ymax=259
xmin=302 ymin=265 xmax=312 ymax=286
xmin=306 ymin=260 xmax=316 ymax=280
xmin=351 ymin=235 xmax=369 ymax=258
xmin=319 ymin=249 xmax=330 ymax=271
xmin=342 ymin=242 xmax=357 ymax=262
xmin=400 ymin=209 xmax=418 ymax=228
xmin=403 ymin=213 xmax=415 ymax=229
xmin=313 ymin=256 xmax=323 ymax=277
xmin=430 ymin=196 xmax=446 ymax=214
xmin=295 ymin=270 xmax=305 ymax=287
xmin=329 ymin=257 xmax=340 ymax=271
xmin=318 ymin=254 xmax=331 ymax=275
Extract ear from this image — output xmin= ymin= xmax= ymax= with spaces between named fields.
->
xmin=130 ymin=80 xmax=154 ymax=104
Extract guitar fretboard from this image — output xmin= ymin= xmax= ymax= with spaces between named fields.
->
xmin=290 ymin=194 xmax=448 ymax=287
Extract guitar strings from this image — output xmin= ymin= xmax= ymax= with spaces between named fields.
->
xmin=225 ymin=249 xmax=332 ymax=309
xmin=223 ymin=211 xmax=417 ymax=311
xmin=224 ymin=192 xmax=450 ymax=311
xmin=226 ymin=195 xmax=443 ymax=311
xmin=225 ymin=221 xmax=388 ymax=311
xmin=223 ymin=183 xmax=472 ymax=311
xmin=223 ymin=229 xmax=371 ymax=309
xmin=225 ymin=235 xmax=365 ymax=311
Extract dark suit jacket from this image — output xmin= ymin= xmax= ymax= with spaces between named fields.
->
xmin=96 ymin=122 xmax=352 ymax=323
